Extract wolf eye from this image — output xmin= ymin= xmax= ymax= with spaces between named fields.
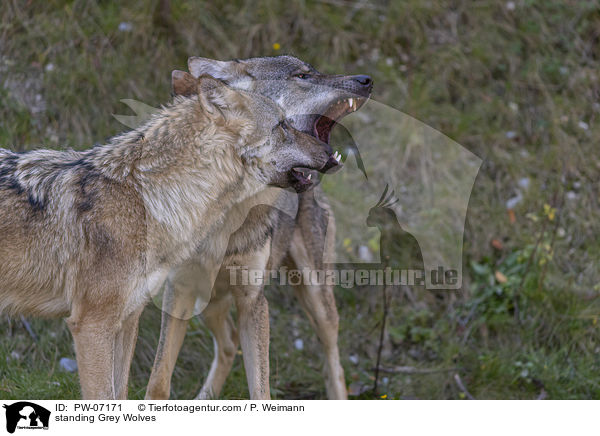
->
xmin=294 ymin=73 xmax=310 ymax=79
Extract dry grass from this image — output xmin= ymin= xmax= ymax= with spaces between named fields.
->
xmin=1 ymin=0 xmax=599 ymax=399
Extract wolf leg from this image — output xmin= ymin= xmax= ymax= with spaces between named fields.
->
xmin=293 ymin=282 xmax=347 ymax=399
xmin=66 ymin=311 xmax=120 ymax=400
xmin=113 ymin=307 xmax=144 ymax=399
xmin=231 ymin=242 xmax=271 ymax=400
xmin=288 ymin=194 xmax=347 ymax=399
xmin=145 ymin=263 xmax=203 ymax=399
xmin=196 ymin=293 xmax=238 ymax=399
xmin=233 ymin=288 xmax=270 ymax=399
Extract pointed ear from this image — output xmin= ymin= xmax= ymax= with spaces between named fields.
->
xmin=196 ymin=75 xmax=243 ymax=115
xmin=171 ymin=70 xmax=198 ymax=96
xmin=188 ymin=57 xmax=237 ymax=80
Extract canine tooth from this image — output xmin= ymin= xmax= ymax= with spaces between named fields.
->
xmin=307 ymin=174 xmax=312 ymax=180
xmin=348 ymin=98 xmax=354 ymax=108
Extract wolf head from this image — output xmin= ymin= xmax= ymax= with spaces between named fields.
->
xmin=186 ymin=55 xmax=372 ymax=142
xmin=192 ymin=75 xmax=341 ymax=191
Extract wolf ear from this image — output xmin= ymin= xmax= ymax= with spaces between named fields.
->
xmin=188 ymin=57 xmax=236 ymax=80
xmin=196 ymin=75 xmax=242 ymax=115
xmin=171 ymin=70 xmax=197 ymax=96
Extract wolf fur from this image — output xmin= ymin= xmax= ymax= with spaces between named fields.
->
xmin=0 ymin=75 xmax=336 ymax=399
xmin=146 ymin=56 xmax=372 ymax=400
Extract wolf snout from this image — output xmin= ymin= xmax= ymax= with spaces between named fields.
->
xmin=352 ymin=74 xmax=373 ymax=89
xmin=346 ymin=74 xmax=373 ymax=96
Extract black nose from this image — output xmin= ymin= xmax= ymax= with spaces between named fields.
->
xmin=353 ymin=75 xmax=373 ymax=88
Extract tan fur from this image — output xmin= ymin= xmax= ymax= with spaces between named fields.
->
xmin=146 ymin=65 xmax=357 ymax=400
xmin=0 ymin=76 xmax=334 ymax=399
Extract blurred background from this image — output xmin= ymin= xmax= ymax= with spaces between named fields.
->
xmin=1 ymin=0 xmax=599 ymax=399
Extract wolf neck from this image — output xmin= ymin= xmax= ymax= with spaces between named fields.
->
xmin=90 ymin=96 xmax=264 ymax=247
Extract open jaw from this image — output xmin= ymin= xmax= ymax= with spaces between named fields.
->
xmin=314 ymin=96 xmax=367 ymax=144
xmin=290 ymin=150 xmax=342 ymax=187
xmin=289 ymin=96 xmax=366 ymax=190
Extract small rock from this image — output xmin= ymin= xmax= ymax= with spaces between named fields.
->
xmin=349 ymin=354 xmax=359 ymax=365
xmin=578 ymin=121 xmax=589 ymax=130
xmin=348 ymin=382 xmax=366 ymax=396
xmin=506 ymin=192 xmax=523 ymax=209
xmin=505 ymin=131 xmax=518 ymax=139
xmin=508 ymin=102 xmax=519 ymax=112
xmin=358 ymin=245 xmax=373 ymax=262
xmin=518 ymin=177 xmax=530 ymax=189
xmin=506 ymin=1 xmax=516 ymax=11
xmin=293 ymin=339 xmax=304 ymax=351
xmin=44 ymin=63 xmax=54 ymax=72
xmin=566 ymin=191 xmax=578 ymax=200
xmin=59 ymin=357 xmax=78 ymax=373
xmin=118 ymin=22 xmax=133 ymax=32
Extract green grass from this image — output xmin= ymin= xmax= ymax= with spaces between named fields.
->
xmin=1 ymin=0 xmax=600 ymax=399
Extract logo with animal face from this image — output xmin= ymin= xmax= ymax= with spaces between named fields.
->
xmin=2 ymin=402 xmax=50 ymax=433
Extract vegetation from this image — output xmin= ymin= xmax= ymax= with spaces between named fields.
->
xmin=1 ymin=0 xmax=599 ymax=399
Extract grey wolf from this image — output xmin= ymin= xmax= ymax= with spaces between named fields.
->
xmin=0 ymin=75 xmax=339 ymax=399
xmin=146 ymin=55 xmax=372 ymax=400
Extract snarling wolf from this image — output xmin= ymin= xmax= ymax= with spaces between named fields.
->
xmin=146 ymin=55 xmax=372 ymax=400
xmin=0 ymin=75 xmax=340 ymax=399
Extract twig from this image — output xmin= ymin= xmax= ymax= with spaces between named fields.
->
xmin=453 ymin=373 xmax=476 ymax=400
xmin=372 ymin=366 xmax=458 ymax=375
xmin=20 ymin=315 xmax=38 ymax=342
xmin=373 ymin=283 xmax=390 ymax=393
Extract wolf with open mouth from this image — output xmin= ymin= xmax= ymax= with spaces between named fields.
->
xmin=147 ymin=55 xmax=372 ymax=400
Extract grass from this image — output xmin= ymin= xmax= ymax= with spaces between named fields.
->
xmin=1 ymin=0 xmax=599 ymax=399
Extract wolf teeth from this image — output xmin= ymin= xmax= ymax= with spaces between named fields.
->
xmin=333 ymin=151 xmax=341 ymax=162
xmin=307 ymin=173 xmax=312 ymax=180
xmin=348 ymin=98 xmax=354 ymax=108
